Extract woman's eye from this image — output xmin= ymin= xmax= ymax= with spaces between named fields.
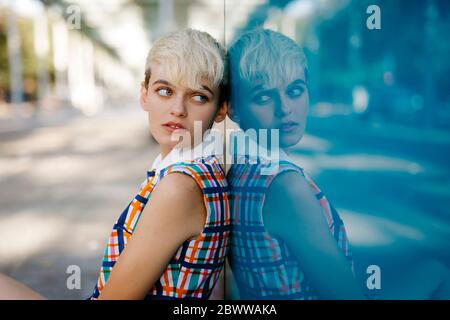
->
xmin=192 ymin=95 xmax=208 ymax=103
xmin=252 ymin=93 xmax=273 ymax=105
xmin=156 ymin=87 xmax=172 ymax=97
xmin=286 ymin=86 xmax=304 ymax=98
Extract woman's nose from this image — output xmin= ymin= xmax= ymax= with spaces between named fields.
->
xmin=276 ymin=94 xmax=293 ymax=117
xmin=170 ymin=96 xmax=187 ymax=117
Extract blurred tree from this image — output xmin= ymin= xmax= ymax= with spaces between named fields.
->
xmin=317 ymin=0 xmax=450 ymax=126
xmin=39 ymin=0 xmax=120 ymax=60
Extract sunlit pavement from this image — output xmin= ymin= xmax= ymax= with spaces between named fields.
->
xmin=0 ymin=105 xmax=158 ymax=299
xmin=1 ymin=108 xmax=450 ymax=299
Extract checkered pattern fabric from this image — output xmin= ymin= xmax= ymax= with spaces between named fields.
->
xmin=227 ymin=159 xmax=353 ymax=299
xmin=89 ymin=155 xmax=230 ymax=300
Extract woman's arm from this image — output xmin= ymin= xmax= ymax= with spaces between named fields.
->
xmin=263 ymin=171 xmax=364 ymax=300
xmin=0 ymin=273 xmax=46 ymax=300
xmin=209 ymin=269 xmax=224 ymax=300
xmin=98 ymin=173 xmax=206 ymax=300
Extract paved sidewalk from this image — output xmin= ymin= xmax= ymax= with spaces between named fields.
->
xmin=0 ymin=105 xmax=159 ymax=299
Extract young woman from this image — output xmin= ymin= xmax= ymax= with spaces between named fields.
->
xmin=0 ymin=29 xmax=230 ymax=300
xmin=89 ymin=29 xmax=230 ymax=300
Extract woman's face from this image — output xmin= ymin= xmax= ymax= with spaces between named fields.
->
xmin=234 ymin=68 xmax=309 ymax=149
xmin=140 ymin=63 xmax=226 ymax=156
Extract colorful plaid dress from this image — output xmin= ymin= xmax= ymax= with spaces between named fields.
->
xmin=89 ymin=155 xmax=230 ymax=300
xmin=227 ymin=159 xmax=353 ymax=299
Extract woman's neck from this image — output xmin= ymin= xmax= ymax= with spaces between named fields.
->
xmin=160 ymin=145 xmax=173 ymax=159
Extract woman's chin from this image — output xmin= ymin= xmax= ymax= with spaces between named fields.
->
xmin=280 ymin=132 xmax=304 ymax=149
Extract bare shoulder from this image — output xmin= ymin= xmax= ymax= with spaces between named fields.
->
xmin=267 ymin=170 xmax=315 ymax=208
xmin=96 ymin=174 xmax=207 ymax=299
xmin=263 ymin=169 xmax=323 ymax=237
xmin=156 ymin=172 xmax=204 ymax=201
xmin=145 ymin=172 xmax=206 ymax=236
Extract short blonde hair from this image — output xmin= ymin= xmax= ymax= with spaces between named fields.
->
xmin=229 ymin=29 xmax=308 ymax=108
xmin=144 ymin=29 xmax=228 ymax=99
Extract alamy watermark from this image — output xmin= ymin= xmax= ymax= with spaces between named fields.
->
xmin=169 ymin=121 xmax=281 ymax=175
xmin=367 ymin=5 xmax=381 ymax=30
xmin=66 ymin=265 xmax=81 ymax=290
xmin=366 ymin=264 xmax=381 ymax=290
xmin=66 ymin=5 xmax=81 ymax=30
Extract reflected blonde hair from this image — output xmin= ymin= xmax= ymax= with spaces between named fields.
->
xmin=229 ymin=29 xmax=308 ymax=108
xmin=144 ymin=29 xmax=228 ymax=101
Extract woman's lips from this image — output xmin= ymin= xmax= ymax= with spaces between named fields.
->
xmin=162 ymin=122 xmax=186 ymax=133
xmin=280 ymin=122 xmax=299 ymax=132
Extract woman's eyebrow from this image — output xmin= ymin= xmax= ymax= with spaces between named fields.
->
xmin=289 ymin=79 xmax=307 ymax=86
xmin=152 ymin=79 xmax=173 ymax=86
xmin=251 ymin=84 xmax=268 ymax=92
xmin=200 ymin=85 xmax=214 ymax=96
xmin=153 ymin=80 xmax=214 ymax=96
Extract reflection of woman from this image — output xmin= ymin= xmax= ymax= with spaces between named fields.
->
xmin=227 ymin=29 xmax=450 ymax=301
xmin=227 ymin=29 xmax=364 ymax=299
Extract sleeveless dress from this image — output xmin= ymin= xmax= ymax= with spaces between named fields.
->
xmin=89 ymin=154 xmax=230 ymax=300
xmin=227 ymin=158 xmax=353 ymax=299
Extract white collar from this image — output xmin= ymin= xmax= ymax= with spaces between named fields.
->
xmin=229 ymin=129 xmax=291 ymax=163
xmin=151 ymin=129 xmax=224 ymax=173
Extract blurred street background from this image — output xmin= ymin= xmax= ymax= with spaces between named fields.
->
xmin=0 ymin=0 xmax=449 ymax=299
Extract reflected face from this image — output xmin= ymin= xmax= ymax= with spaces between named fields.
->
xmin=235 ymin=68 xmax=309 ymax=148
xmin=140 ymin=63 xmax=223 ymax=156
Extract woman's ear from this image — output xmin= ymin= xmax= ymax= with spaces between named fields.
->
xmin=140 ymin=81 xmax=150 ymax=111
xmin=226 ymin=103 xmax=240 ymax=124
xmin=214 ymin=101 xmax=228 ymax=123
